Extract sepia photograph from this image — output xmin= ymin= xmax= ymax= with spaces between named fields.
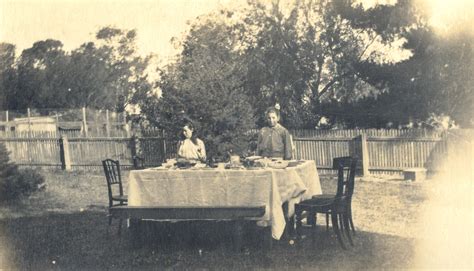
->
xmin=0 ymin=0 xmax=472 ymax=269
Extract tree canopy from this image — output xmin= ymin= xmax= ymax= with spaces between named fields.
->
xmin=0 ymin=0 xmax=471 ymax=131
xmin=0 ymin=26 xmax=153 ymax=112
xmin=139 ymin=17 xmax=256 ymax=158
xmin=143 ymin=0 xmax=423 ymax=134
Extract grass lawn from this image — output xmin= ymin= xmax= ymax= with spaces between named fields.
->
xmin=0 ymin=168 xmax=472 ymax=270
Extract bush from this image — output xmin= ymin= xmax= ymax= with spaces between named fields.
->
xmin=0 ymin=143 xmax=45 ymax=202
xmin=10 ymin=169 xmax=46 ymax=198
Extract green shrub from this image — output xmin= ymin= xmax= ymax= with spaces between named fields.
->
xmin=0 ymin=143 xmax=45 ymax=202
xmin=11 ymin=168 xmax=46 ymax=198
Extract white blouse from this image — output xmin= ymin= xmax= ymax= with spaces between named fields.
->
xmin=177 ymin=138 xmax=206 ymax=161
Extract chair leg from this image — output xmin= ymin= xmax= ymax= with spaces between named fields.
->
xmin=295 ymin=208 xmax=303 ymax=239
xmin=342 ymin=213 xmax=354 ymax=246
xmin=337 ymin=214 xmax=348 ymax=245
xmin=108 ymin=214 xmax=113 ymax=226
xmin=348 ymin=204 xmax=356 ymax=234
xmin=118 ymin=218 xmax=123 ymax=235
xmin=331 ymin=211 xmax=346 ymax=250
xmin=338 ymin=213 xmax=345 ymax=235
xmin=311 ymin=212 xmax=318 ymax=244
xmin=326 ymin=213 xmax=329 ymax=231
xmin=306 ymin=210 xmax=315 ymax=226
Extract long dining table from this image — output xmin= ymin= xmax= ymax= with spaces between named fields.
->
xmin=127 ymin=160 xmax=322 ymax=240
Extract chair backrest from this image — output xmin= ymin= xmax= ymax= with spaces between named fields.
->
xmin=332 ymin=156 xmax=358 ymax=198
xmin=102 ymin=159 xmax=123 ymax=206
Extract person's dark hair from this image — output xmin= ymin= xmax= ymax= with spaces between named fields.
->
xmin=179 ymin=122 xmax=199 ymax=145
xmin=265 ymin=106 xmax=280 ymax=119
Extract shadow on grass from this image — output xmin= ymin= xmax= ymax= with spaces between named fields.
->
xmin=1 ymin=211 xmax=416 ymax=270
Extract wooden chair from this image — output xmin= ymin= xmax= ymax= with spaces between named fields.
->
xmin=294 ymin=156 xmax=357 ymax=249
xmin=102 ymin=159 xmax=128 ymax=234
xmin=312 ymin=157 xmax=357 ymax=234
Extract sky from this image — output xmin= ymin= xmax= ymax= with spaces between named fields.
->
xmin=0 ymin=0 xmax=240 ymax=60
xmin=0 ymin=0 xmax=472 ymax=61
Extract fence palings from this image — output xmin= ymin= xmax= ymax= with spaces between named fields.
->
xmin=1 ymin=137 xmax=61 ymax=166
xmin=294 ymin=138 xmax=352 ymax=169
xmin=0 ymin=130 xmax=464 ymax=174
xmin=138 ymin=137 xmax=167 ymax=167
xmin=292 ymin=135 xmax=448 ymax=174
xmin=66 ymin=138 xmax=135 ymax=168
xmin=365 ymin=137 xmax=446 ymax=171
xmin=290 ymin=129 xmax=443 ymax=138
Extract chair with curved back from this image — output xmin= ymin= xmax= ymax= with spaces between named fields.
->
xmin=102 ymin=159 xmax=128 ymax=234
xmin=294 ymin=156 xmax=357 ymax=249
xmin=312 ymin=156 xmax=357 ymax=234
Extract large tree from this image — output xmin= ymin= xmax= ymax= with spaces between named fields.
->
xmin=140 ymin=16 xmax=256 ymax=158
xmin=141 ymin=0 xmax=423 ymax=152
xmin=156 ymin=0 xmax=414 ymax=129
xmin=11 ymin=39 xmax=70 ymax=109
xmin=3 ymin=27 xmax=153 ymax=112
xmin=61 ymin=27 xmax=154 ymax=111
xmin=0 ymin=43 xmax=17 ymax=110
xmin=352 ymin=2 xmax=474 ymax=128
xmin=92 ymin=27 xmax=153 ymax=112
xmin=229 ymin=0 xmax=416 ymax=128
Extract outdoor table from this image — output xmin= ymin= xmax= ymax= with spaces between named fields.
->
xmin=127 ymin=160 xmax=322 ymax=240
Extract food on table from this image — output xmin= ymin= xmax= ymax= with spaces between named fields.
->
xmin=175 ymin=158 xmax=198 ymax=168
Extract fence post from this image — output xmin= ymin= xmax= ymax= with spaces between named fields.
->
xmin=27 ymin=107 xmax=31 ymax=136
xmin=351 ymin=134 xmax=370 ymax=176
xmin=130 ymin=135 xmax=141 ymax=168
xmin=123 ymin=112 xmax=130 ymax=138
xmin=55 ymin=113 xmax=59 ymax=135
xmin=82 ymin=107 xmax=88 ymax=137
xmin=105 ymin=109 xmax=110 ymax=138
xmin=5 ymin=110 xmax=9 ymax=133
xmin=59 ymin=136 xmax=72 ymax=171
xmin=162 ymin=130 xmax=167 ymax=162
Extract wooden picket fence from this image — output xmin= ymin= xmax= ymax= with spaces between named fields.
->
xmin=292 ymin=136 xmax=448 ymax=175
xmin=290 ymin=128 xmax=444 ymax=138
xmin=0 ymin=124 xmax=129 ymax=138
xmin=0 ymin=129 xmax=468 ymax=175
xmin=1 ymin=136 xmax=166 ymax=170
xmin=2 ymin=137 xmax=61 ymax=166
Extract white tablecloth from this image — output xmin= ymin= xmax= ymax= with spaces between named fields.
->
xmin=128 ymin=160 xmax=322 ymax=240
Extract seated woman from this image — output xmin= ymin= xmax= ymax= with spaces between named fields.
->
xmin=256 ymin=106 xmax=293 ymax=160
xmin=177 ymin=123 xmax=206 ymax=162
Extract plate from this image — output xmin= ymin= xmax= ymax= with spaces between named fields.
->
xmin=245 ymin=156 xmax=262 ymax=161
xmin=149 ymin=167 xmax=170 ymax=170
xmin=268 ymin=160 xmax=289 ymax=169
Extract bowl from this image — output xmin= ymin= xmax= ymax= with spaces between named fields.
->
xmin=268 ymin=160 xmax=288 ymax=169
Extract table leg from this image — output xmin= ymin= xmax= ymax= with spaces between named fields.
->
xmin=232 ymin=221 xmax=244 ymax=252
xmin=287 ymin=215 xmax=295 ymax=238
xmin=263 ymin=226 xmax=273 ymax=251
xmin=282 ymin=201 xmax=292 ymax=239
xmin=129 ymin=218 xmax=142 ymax=248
